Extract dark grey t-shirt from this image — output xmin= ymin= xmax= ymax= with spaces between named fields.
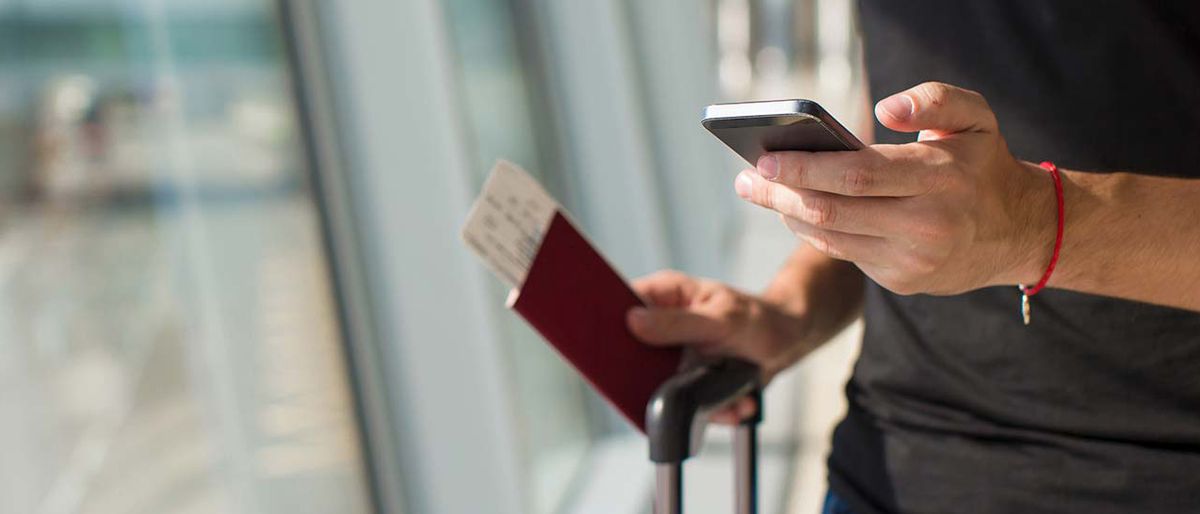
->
xmin=831 ymin=2 xmax=1200 ymax=513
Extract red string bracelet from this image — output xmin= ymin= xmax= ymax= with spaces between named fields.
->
xmin=1018 ymin=161 xmax=1064 ymax=325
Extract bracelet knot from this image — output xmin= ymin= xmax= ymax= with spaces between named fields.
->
xmin=1018 ymin=161 xmax=1064 ymax=325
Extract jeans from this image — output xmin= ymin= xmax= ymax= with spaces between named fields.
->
xmin=821 ymin=490 xmax=855 ymax=514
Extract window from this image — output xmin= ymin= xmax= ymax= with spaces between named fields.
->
xmin=0 ymin=2 xmax=371 ymax=513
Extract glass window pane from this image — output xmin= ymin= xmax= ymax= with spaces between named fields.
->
xmin=441 ymin=1 xmax=594 ymax=513
xmin=0 ymin=2 xmax=371 ymax=513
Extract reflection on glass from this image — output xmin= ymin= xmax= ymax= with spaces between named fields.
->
xmin=441 ymin=0 xmax=594 ymax=512
xmin=0 ymin=2 xmax=370 ymax=513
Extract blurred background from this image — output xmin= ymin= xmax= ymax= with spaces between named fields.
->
xmin=0 ymin=0 xmax=868 ymax=513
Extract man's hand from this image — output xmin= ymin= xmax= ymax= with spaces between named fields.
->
xmin=626 ymin=270 xmax=813 ymax=424
xmin=734 ymin=82 xmax=1055 ymax=295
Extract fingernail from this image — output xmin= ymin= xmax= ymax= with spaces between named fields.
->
xmin=756 ymin=154 xmax=779 ymax=180
xmin=734 ymin=172 xmax=753 ymax=198
xmin=879 ymin=94 xmax=913 ymax=121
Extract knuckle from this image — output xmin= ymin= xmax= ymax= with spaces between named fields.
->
xmin=767 ymin=185 xmax=790 ymax=214
xmin=968 ymin=89 xmax=988 ymax=106
xmin=842 ymin=166 xmax=873 ymax=195
xmin=880 ymin=267 xmax=923 ymax=295
xmin=916 ymin=219 xmax=949 ymax=244
xmin=911 ymin=141 xmax=946 ymax=165
xmin=915 ymin=148 xmax=959 ymax=191
xmin=907 ymin=253 xmax=940 ymax=278
xmin=965 ymin=90 xmax=997 ymax=128
xmin=717 ymin=304 xmax=745 ymax=327
xmin=767 ymin=184 xmax=804 ymax=219
xmin=803 ymin=193 xmax=837 ymax=227
xmin=708 ymin=287 xmax=736 ymax=309
xmin=648 ymin=269 xmax=685 ymax=283
xmin=959 ymin=87 xmax=990 ymax=109
xmin=724 ymin=288 xmax=751 ymax=314
xmin=916 ymin=81 xmax=951 ymax=106
xmin=784 ymin=154 xmax=809 ymax=187
xmin=902 ymin=207 xmax=946 ymax=241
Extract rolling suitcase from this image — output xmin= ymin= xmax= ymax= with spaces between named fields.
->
xmin=647 ymin=358 xmax=762 ymax=514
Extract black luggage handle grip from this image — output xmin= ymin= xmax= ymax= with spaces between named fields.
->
xmin=646 ymin=357 xmax=761 ymax=463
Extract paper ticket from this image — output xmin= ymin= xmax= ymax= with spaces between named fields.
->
xmin=460 ymin=160 xmax=559 ymax=287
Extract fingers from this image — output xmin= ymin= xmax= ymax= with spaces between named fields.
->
xmin=782 ymin=215 xmax=888 ymax=267
xmin=629 ymin=271 xmax=717 ymax=346
xmin=631 ymin=269 xmax=698 ymax=308
xmin=710 ymin=397 xmax=758 ymax=425
xmin=875 ymin=81 xmax=998 ymax=136
xmin=627 ymin=306 xmax=728 ymax=346
xmin=755 ymin=144 xmax=941 ymax=197
xmin=735 ymin=170 xmax=906 ymax=237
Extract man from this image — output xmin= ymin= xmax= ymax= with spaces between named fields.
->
xmin=627 ymin=2 xmax=1200 ymax=513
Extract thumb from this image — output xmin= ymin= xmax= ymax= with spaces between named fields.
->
xmin=875 ymin=82 xmax=998 ymax=138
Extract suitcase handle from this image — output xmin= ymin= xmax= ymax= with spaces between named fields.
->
xmin=646 ymin=357 xmax=762 ymax=514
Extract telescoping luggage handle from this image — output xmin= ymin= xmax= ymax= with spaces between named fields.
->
xmin=646 ymin=357 xmax=762 ymax=514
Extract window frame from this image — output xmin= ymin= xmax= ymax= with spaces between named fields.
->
xmin=277 ymin=2 xmax=408 ymax=513
xmin=281 ymin=0 xmax=534 ymax=513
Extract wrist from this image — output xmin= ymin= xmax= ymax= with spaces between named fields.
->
xmin=761 ymin=247 xmax=860 ymax=317
xmin=760 ymin=253 xmax=863 ymax=352
xmin=762 ymin=279 xmax=810 ymax=319
xmin=756 ymin=299 xmax=814 ymax=377
xmin=758 ymin=274 xmax=820 ymax=374
xmin=1006 ymin=160 xmax=1060 ymax=285
xmin=759 ymin=281 xmax=812 ymax=343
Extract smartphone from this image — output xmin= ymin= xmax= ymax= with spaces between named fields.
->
xmin=702 ymin=99 xmax=864 ymax=165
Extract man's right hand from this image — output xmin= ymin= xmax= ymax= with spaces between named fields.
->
xmin=626 ymin=270 xmax=814 ymax=424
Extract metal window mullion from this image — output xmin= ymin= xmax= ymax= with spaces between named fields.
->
xmin=275 ymin=1 xmax=407 ymax=513
xmin=290 ymin=1 xmax=527 ymax=513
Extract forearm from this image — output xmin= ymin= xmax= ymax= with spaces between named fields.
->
xmin=1023 ymin=168 xmax=1200 ymax=311
xmin=763 ymin=244 xmax=865 ymax=350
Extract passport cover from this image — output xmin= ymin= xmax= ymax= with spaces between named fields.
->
xmin=510 ymin=212 xmax=683 ymax=432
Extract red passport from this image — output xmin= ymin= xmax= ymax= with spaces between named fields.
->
xmin=510 ymin=212 xmax=683 ymax=432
